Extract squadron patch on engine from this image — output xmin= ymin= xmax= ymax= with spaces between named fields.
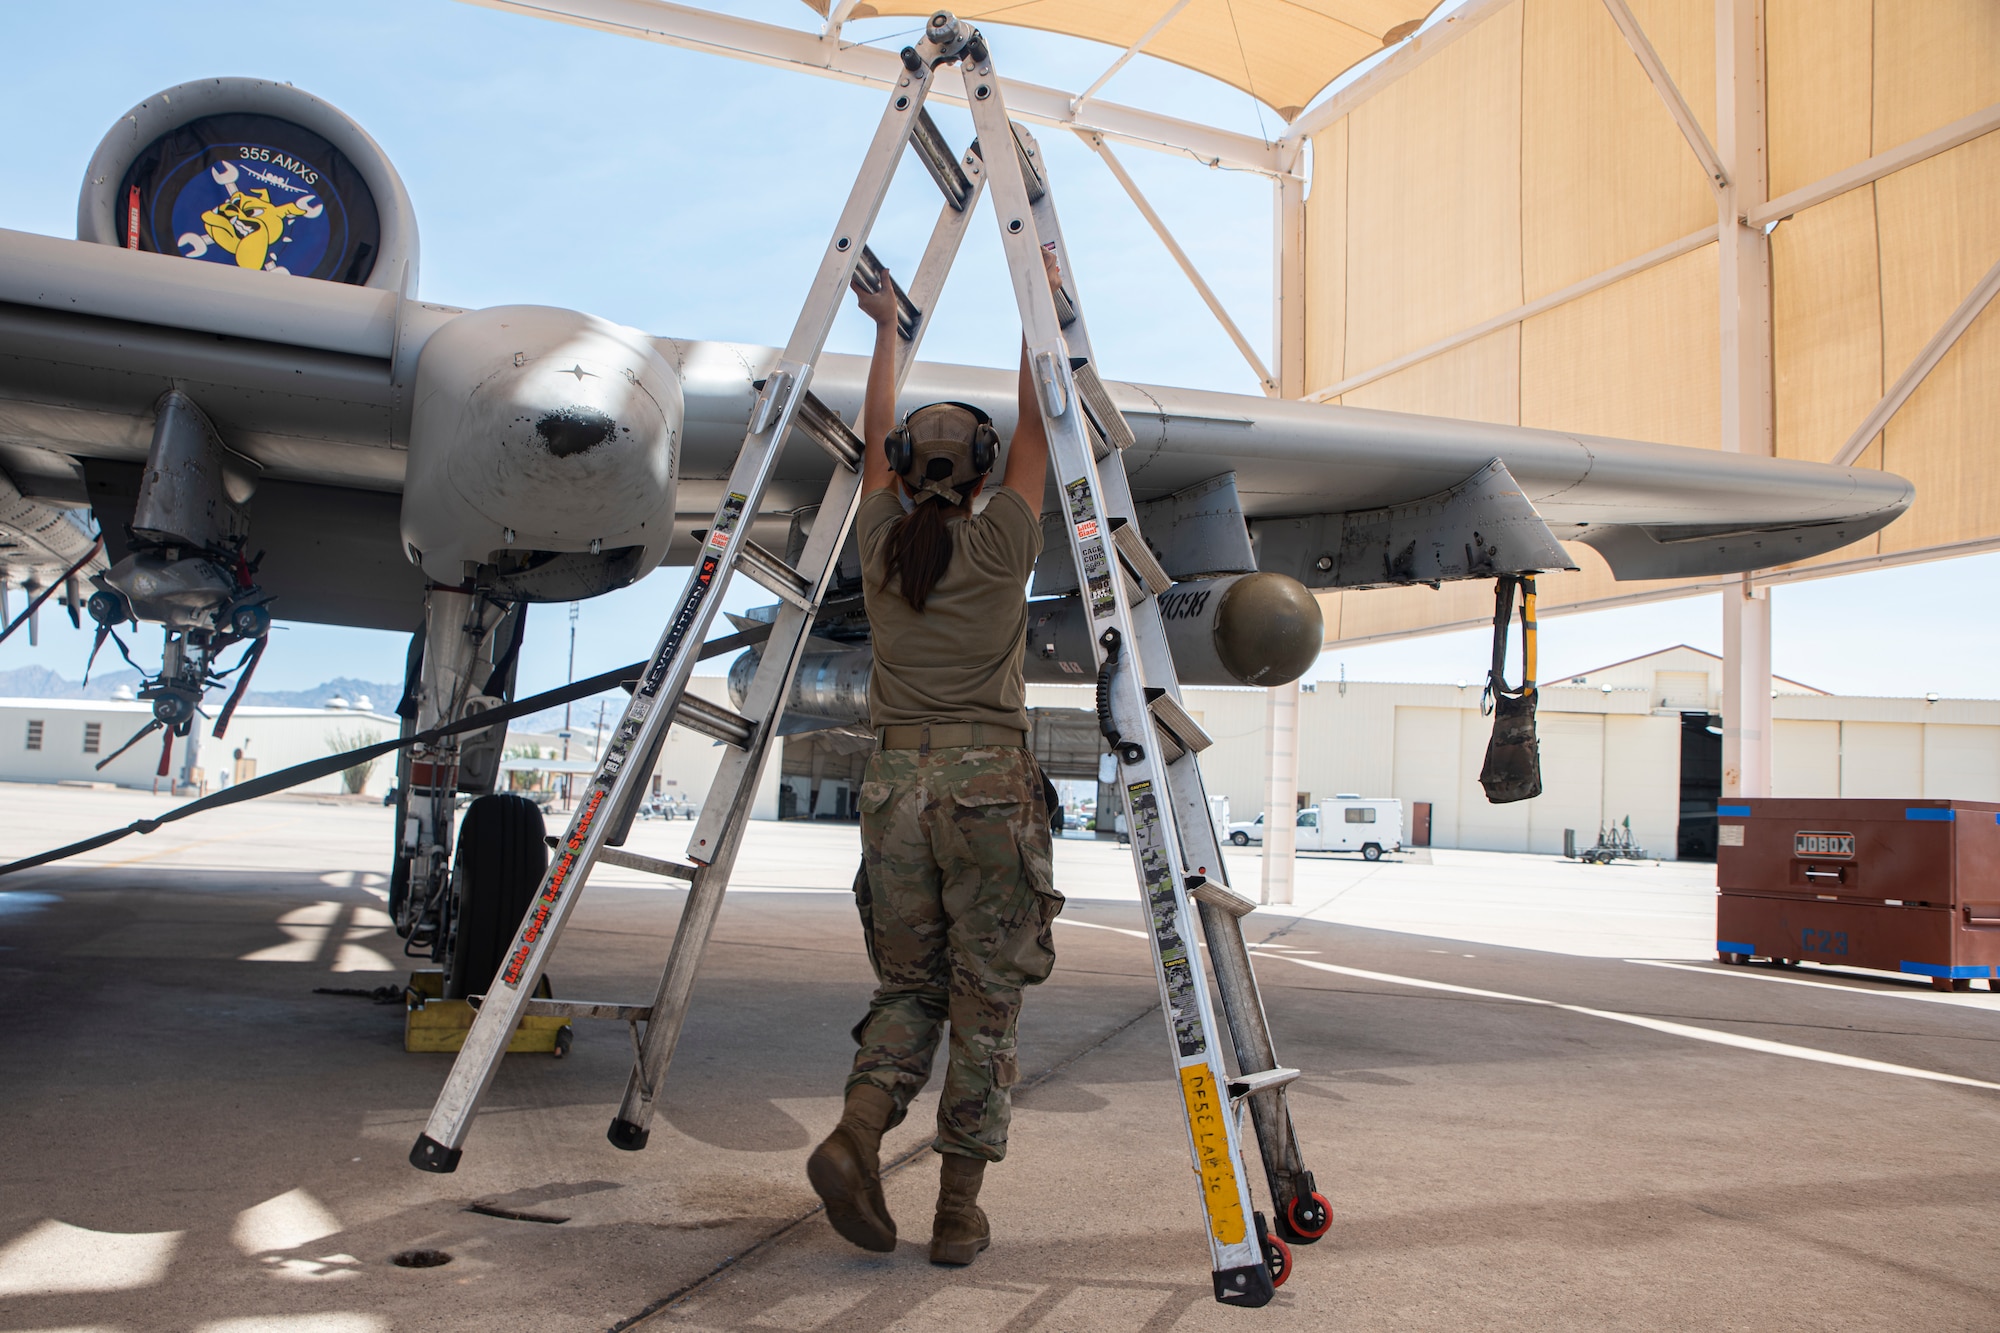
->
xmin=117 ymin=111 xmax=382 ymax=285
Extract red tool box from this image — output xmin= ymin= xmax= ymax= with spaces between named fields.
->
xmin=1715 ymin=798 xmax=2000 ymax=992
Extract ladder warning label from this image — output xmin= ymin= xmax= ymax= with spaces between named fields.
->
xmin=1130 ymin=782 xmax=1206 ymax=1058
xmin=1063 ymin=477 xmax=1117 ymax=619
xmin=638 ymin=493 xmax=748 ymax=701
xmin=502 ymin=787 xmax=606 ymax=987
xmin=1179 ymin=1064 xmax=1246 ymax=1245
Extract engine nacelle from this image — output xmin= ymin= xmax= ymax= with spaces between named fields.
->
xmin=401 ymin=305 xmax=680 ymax=601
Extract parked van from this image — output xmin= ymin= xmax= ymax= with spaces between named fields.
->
xmin=1226 ymin=796 xmax=1404 ymax=861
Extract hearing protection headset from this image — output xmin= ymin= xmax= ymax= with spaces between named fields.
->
xmin=883 ymin=401 xmax=1000 ymax=479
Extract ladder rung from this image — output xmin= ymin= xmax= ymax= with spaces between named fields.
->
xmin=1112 ymin=520 xmax=1173 ymax=595
xmin=910 ymin=107 xmax=974 ymax=210
xmin=674 ymin=694 xmax=755 ymax=748
xmin=599 ymin=847 xmax=697 ymax=882
xmin=736 ymin=539 xmax=812 ymax=611
xmin=1072 ymin=360 xmax=1136 ymax=452
xmin=523 ymin=998 xmax=654 ymax=1023
xmin=1053 ymin=285 xmax=1078 ymax=328
xmin=1228 ymin=1067 xmax=1300 ymax=1100
xmin=1189 ymin=877 xmax=1258 ymax=918
xmin=749 ymin=369 xmax=793 ymax=436
xmin=1009 ymin=121 xmax=1047 ymax=204
xmin=1149 ymin=689 xmax=1213 ymax=754
xmin=852 ymin=246 xmax=922 ymax=341
xmin=794 ymin=390 xmax=865 ymax=471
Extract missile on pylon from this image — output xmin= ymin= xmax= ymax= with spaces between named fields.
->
xmin=1024 ymin=572 xmax=1323 ymax=688
xmin=727 ymin=571 xmax=1325 ymax=729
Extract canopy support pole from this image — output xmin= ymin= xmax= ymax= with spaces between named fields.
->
xmin=1717 ymin=0 xmax=1773 ymax=802
xmin=1080 ymin=130 xmax=1278 ymax=395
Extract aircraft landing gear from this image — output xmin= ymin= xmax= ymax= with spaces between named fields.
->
xmin=391 ymin=587 xmax=528 ymax=963
xmin=443 ymin=794 xmax=548 ymax=1000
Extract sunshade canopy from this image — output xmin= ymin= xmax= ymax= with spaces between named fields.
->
xmin=804 ymin=1 xmax=1443 ymax=120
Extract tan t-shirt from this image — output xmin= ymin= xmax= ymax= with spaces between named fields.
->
xmin=857 ymin=485 xmax=1042 ymax=734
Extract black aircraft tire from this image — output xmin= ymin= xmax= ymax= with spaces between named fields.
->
xmin=445 ymin=794 xmax=549 ymax=1000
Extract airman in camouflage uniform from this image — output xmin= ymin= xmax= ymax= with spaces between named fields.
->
xmin=808 ymin=253 xmax=1061 ymax=1267
xmin=849 ymin=744 xmax=1062 ymax=1158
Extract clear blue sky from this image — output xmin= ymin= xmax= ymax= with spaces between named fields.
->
xmin=1 ymin=0 xmax=1991 ymax=701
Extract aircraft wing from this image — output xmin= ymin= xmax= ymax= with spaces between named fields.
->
xmin=0 ymin=225 xmax=1912 ymax=633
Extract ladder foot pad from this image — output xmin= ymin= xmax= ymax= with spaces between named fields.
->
xmin=409 ymin=1134 xmax=462 ymax=1174
xmin=1212 ymin=1261 xmax=1276 ymax=1307
xmin=607 ymin=1118 xmax=651 ymax=1152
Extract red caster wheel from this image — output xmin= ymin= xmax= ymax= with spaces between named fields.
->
xmin=1282 ymin=1190 xmax=1332 ymax=1242
xmin=1262 ymin=1230 xmax=1293 ymax=1287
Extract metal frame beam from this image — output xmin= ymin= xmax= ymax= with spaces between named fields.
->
xmin=820 ymin=0 xmax=865 ymax=38
xmin=1834 ymin=255 xmax=2000 ymax=467
xmin=1080 ymin=131 xmax=1278 ymax=394
xmin=457 ymin=0 xmax=1288 ymax=175
xmin=1747 ymin=101 xmax=2000 ymax=229
xmin=1599 ymin=0 xmax=1727 ymax=189
xmin=1071 ymin=0 xmax=1195 ymax=114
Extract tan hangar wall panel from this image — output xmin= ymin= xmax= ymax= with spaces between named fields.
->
xmin=1302 ymin=117 xmax=1349 ymax=394
xmin=1342 ymin=1 xmax=1523 ymax=371
xmin=1873 ymin=133 xmax=2000 ymax=557
xmin=1772 ymin=720 xmax=1841 ymax=798
xmin=1838 ymin=721 xmax=1925 ymax=798
xmin=1520 ymin=242 xmax=1720 ymax=450
xmin=1770 ymin=187 xmax=1883 ymax=470
xmin=1871 ymin=0 xmax=2000 ymax=151
xmin=1519 ymin=0 xmax=1715 ymax=299
xmin=1765 ymin=0 xmax=1873 ymax=196
xmin=1338 ymin=325 xmax=1521 ymax=425
xmin=1922 ymin=724 xmax=2000 ymax=803
xmin=1295 ymin=0 xmax=1996 ymax=649
xmin=1393 ymin=706 xmax=1465 ymax=847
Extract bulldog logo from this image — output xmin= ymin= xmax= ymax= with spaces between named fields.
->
xmin=177 ymin=160 xmax=324 ymax=273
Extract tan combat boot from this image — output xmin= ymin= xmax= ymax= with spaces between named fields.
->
xmin=807 ymin=1084 xmax=898 ymax=1252
xmin=928 ymin=1153 xmax=991 ymax=1266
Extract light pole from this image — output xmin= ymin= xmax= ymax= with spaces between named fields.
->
xmin=560 ymin=601 xmax=578 ymax=809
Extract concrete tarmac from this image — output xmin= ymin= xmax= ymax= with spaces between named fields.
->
xmin=1 ymin=783 xmax=1997 ymax=1331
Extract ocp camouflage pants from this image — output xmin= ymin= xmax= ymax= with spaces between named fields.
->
xmin=848 ymin=744 xmax=1063 ymax=1162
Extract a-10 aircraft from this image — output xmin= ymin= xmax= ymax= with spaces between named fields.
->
xmin=0 ymin=76 xmax=1909 ymax=992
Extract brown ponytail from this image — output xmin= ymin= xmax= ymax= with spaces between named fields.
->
xmin=883 ymin=498 xmax=955 ymax=612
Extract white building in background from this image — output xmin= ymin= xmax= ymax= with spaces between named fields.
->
xmin=0 ymin=697 xmax=400 ymax=795
xmin=633 ymin=646 xmax=2000 ymax=861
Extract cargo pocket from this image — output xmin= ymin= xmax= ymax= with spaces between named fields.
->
xmin=1017 ymin=829 xmax=1063 ymax=986
xmin=991 ymin=1046 xmax=1020 ymax=1089
xmin=858 ymin=781 xmax=894 ymax=815
xmin=850 ymin=857 xmax=881 ymax=981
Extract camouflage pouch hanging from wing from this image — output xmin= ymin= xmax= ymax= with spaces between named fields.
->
xmin=1479 ymin=575 xmax=1542 ymax=804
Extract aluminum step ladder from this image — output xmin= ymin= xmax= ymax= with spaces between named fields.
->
xmin=408 ymin=11 xmax=1323 ymax=1308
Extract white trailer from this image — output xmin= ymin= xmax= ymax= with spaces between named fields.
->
xmin=1227 ymin=795 xmax=1403 ymax=861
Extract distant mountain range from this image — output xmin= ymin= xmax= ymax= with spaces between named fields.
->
xmin=0 ymin=665 xmax=403 ymax=713
xmin=0 ymin=666 xmax=723 ymax=742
